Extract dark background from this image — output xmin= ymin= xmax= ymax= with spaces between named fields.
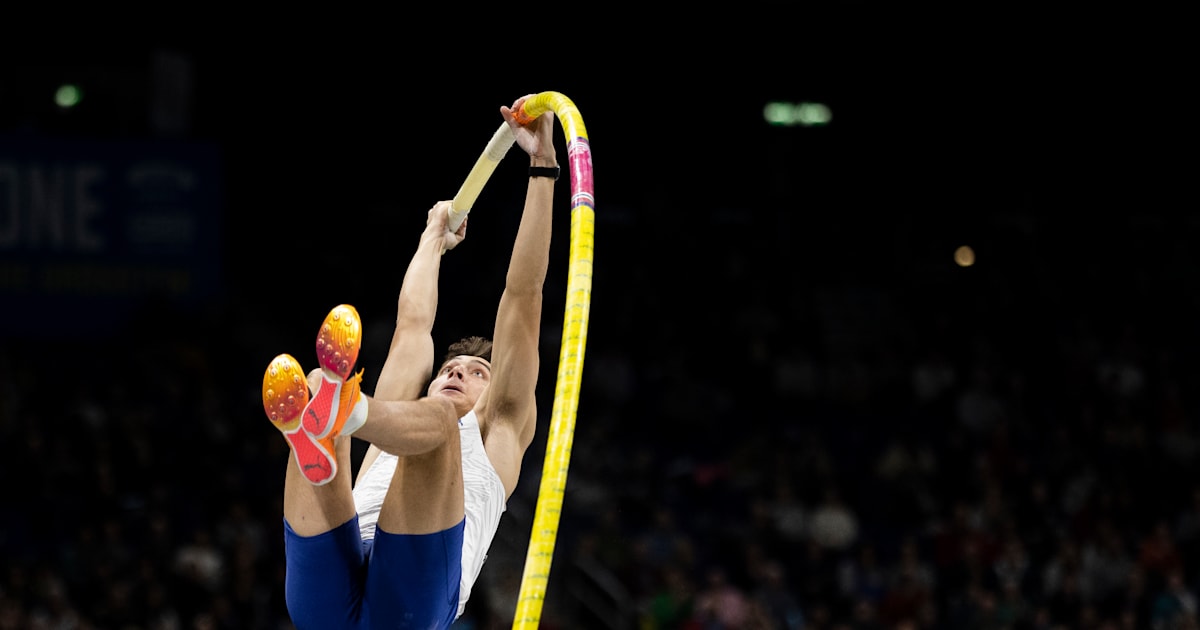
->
xmin=2 ymin=10 xmax=1197 ymax=630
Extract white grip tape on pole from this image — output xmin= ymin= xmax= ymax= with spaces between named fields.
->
xmin=448 ymin=123 xmax=515 ymax=232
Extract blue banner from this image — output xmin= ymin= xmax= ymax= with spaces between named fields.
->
xmin=0 ymin=134 xmax=222 ymax=339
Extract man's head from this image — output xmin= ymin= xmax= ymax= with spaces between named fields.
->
xmin=427 ymin=336 xmax=493 ymax=417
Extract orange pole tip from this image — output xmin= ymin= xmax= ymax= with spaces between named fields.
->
xmin=512 ymin=97 xmax=538 ymax=126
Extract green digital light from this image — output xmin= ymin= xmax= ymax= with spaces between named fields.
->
xmin=55 ymin=84 xmax=82 ymax=108
xmin=763 ymin=101 xmax=832 ymax=127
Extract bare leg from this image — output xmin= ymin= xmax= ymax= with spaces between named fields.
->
xmin=262 ymin=354 xmax=358 ymax=537
xmin=379 ymin=429 xmax=465 ymax=535
xmin=282 ymin=437 xmax=357 ymax=536
xmin=352 ymin=395 xmax=458 ymax=457
xmin=348 ymin=395 xmax=465 ymax=534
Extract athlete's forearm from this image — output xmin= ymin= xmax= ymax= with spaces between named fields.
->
xmin=373 ymin=227 xmax=447 ymax=402
xmin=480 ymin=174 xmax=553 ymax=440
xmin=395 ymin=227 xmax=448 ymax=334
xmin=503 ymin=176 xmax=554 ymax=295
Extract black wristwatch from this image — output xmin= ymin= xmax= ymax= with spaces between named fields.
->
xmin=529 ymin=166 xmax=560 ymax=181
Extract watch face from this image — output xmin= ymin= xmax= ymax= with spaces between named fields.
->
xmin=531 ymin=166 xmax=559 ymax=181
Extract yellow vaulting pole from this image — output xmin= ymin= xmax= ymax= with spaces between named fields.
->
xmin=449 ymin=122 xmax=515 ymax=232
xmin=512 ymin=92 xmax=594 ymax=629
xmin=448 ymin=91 xmax=593 ymax=629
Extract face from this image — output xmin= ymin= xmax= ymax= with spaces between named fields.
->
xmin=428 ymin=355 xmax=491 ymax=416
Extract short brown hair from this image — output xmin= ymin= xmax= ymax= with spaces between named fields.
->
xmin=442 ymin=336 xmax=492 ymax=364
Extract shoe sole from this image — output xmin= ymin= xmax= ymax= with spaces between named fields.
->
xmin=262 ymin=353 xmax=308 ymax=431
xmin=303 ymin=304 xmax=363 ymax=439
xmin=263 ymin=353 xmax=337 ymax=485
xmin=316 ymin=304 xmax=361 ymax=380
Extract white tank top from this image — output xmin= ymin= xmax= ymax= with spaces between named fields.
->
xmin=352 ymin=410 xmax=508 ymax=619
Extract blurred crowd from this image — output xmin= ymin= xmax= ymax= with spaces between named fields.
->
xmin=3 ymin=212 xmax=1200 ymax=629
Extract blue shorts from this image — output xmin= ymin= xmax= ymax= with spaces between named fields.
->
xmin=283 ymin=516 xmax=465 ymax=630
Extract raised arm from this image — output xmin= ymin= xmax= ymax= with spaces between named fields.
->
xmin=355 ymin=201 xmax=464 ymax=484
xmin=374 ymin=200 xmax=466 ymax=401
xmin=477 ymin=95 xmax=557 ymax=496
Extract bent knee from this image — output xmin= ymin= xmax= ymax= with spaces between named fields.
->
xmin=430 ymin=398 xmax=461 ymax=433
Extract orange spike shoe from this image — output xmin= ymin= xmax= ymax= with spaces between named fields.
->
xmin=262 ymin=353 xmax=337 ymax=485
xmin=302 ymin=304 xmax=368 ymax=444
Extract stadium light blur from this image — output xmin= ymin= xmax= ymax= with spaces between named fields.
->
xmin=955 ymin=245 xmax=976 ymax=267
xmin=55 ymin=84 xmax=83 ymax=109
xmin=763 ymin=101 xmax=832 ymax=127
